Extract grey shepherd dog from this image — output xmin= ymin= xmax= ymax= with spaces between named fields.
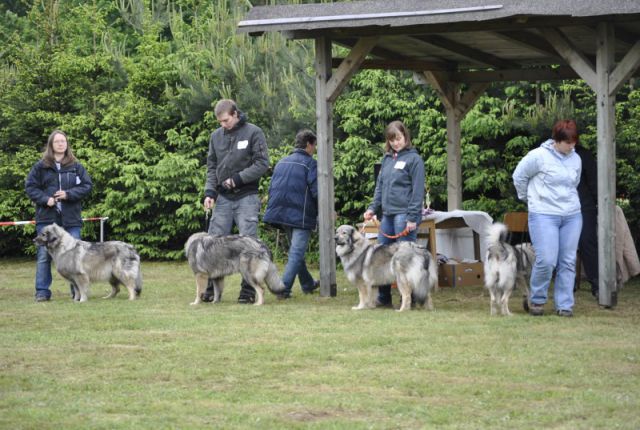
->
xmin=33 ymin=223 xmax=142 ymax=302
xmin=184 ymin=233 xmax=286 ymax=306
xmin=484 ymin=222 xmax=535 ymax=315
xmin=335 ymin=225 xmax=437 ymax=312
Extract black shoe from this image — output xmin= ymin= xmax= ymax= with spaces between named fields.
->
xmin=200 ymin=292 xmax=216 ymax=303
xmin=35 ymin=296 xmax=50 ymax=302
xmin=556 ymin=309 xmax=574 ymax=317
xmin=276 ymin=292 xmax=291 ymax=300
xmin=237 ymin=293 xmax=255 ymax=304
xmin=375 ymin=299 xmax=393 ymax=309
xmin=529 ymin=303 xmax=544 ymax=316
xmin=302 ymin=280 xmax=319 ymax=294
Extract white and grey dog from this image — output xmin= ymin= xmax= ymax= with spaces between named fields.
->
xmin=484 ymin=222 xmax=535 ymax=315
xmin=335 ymin=225 xmax=437 ymax=312
xmin=33 ymin=223 xmax=142 ymax=302
xmin=184 ymin=233 xmax=286 ymax=306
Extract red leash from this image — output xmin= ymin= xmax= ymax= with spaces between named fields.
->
xmin=360 ymin=219 xmax=411 ymax=239
xmin=381 ymin=228 xmax=410 ymax=239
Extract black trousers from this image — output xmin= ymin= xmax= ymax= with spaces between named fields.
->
xmin=205 ymin=279 xmax=255 ymax=299
xmin=578 ymin=208 xmax=599 ymax=293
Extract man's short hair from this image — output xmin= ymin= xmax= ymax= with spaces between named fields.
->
xmin=295 ymin=129 xmax=317 ymax=149
xmin=214 ymin=99 xmax=238 ymax=117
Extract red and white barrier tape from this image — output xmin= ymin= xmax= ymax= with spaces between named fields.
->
xmin=0 ymin=217 xmax=108 ymax=227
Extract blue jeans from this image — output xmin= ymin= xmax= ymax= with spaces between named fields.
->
xmin=35 ymin=223 xmax=81 ymax=299
xmin=376 ymin=213 xmax=417 ymax=304
xmin=280 ymin=227 xmax=315 ymax=296
xmin=208 ymin=194 xmax=260 ymax=237
xmin=528 ymin=212 xmax=583 ymax=311
xmin=208 ymin=194 xmax=261 ymax=297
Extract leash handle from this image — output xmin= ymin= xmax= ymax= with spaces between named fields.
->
xmin=360 ymin=217 xmax=380 ymax=234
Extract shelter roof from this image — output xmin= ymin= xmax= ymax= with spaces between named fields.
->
xmin=239 ymin=0 xmax=640 ymax=78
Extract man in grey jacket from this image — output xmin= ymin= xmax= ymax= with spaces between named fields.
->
xmin=202 ymin=99 xmax=270 ymax=303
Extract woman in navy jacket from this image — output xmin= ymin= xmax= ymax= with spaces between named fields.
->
xmin=25 ymin=130 xmax=92 ymax=301
xmin=364 ymin=121 xmax=425 ymax=307
xmin=263 ymin=130 xmax=319 ymax=298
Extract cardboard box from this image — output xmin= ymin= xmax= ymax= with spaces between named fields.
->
xmin=438 ymin=261 xmax=484 ymax=287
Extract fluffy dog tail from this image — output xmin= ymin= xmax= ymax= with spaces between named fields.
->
xmin=135 ymin=266 xmax=143 ymax=297
xmin=486 ymin=222 xmax=509 ymax=246
xmin=265 ymin=262 xmax=286 ymax=294
xmin=414 ymin=250 xmax=438 ymax=306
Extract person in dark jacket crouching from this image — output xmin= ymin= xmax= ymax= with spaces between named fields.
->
xmin=263 ymin=130 xmax=319 ymax=299
xmin=25 ymin=130 xmax=93 ymax=302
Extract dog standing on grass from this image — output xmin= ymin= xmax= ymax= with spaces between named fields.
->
xmin=33 ymin=223 xmax=142 ymax=302
xmin=335 ymin=225 xmax=437 ymax=312
xmin=184 ymin=233 xmax=286 ymax=306
xmin=484 ymin=222 xmax=535 ymax=315
xmin=515 ymin=242 xmax=535 ymax=312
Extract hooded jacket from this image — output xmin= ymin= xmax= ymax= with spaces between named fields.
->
xmin=367 ymin=147 xmax=425 ymax=224
xmin=25 ymin=160 xmax=92 ymax=227
xmin=204 ymin=112 xmax=269 ymax=201
xmin=263 ymin=149 xmax=318 ymax=230
xmin=513 ymin=139 xmax=582 ymax=216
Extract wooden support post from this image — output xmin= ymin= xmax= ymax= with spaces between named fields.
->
xmin=315 ymin=36 xmax=337 ymax=297
xmin=595 ymin=22 xmax=617 ymax=308
xmin=421 ymin=72 xmax=488 ymax=210
xmin=445 ymin=89 xmax=463 ymax=211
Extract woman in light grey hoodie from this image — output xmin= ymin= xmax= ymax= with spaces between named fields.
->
xmin=513 ymin=120 xmax=582 ymax=317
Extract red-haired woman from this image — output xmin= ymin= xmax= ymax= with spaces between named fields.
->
xmin=513 ymin=120 xmax=582 ymax=317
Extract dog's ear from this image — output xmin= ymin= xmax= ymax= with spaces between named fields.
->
xmin=46 ymin=229 xmax=58 ymax=245
xmin=348 ymin=226 xmax=356 ymax=243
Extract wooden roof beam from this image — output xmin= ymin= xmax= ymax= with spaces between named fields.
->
xmin=585 ymin=24 xmax=640 ymax=48
xmin=326 ymin=36 xmax=379 ymax=102
xmin=331 ymin=58 xmax=454 ymax=71
xmin=334 ymin=37 xmax=449 ymax=63
xmin=542 ymin=27 xmax=596 ymax=89
xmin=609 ymin=40 xmax=640 ymax=95
xmin=491 ymin=30 xmax=561 ymax=59
xmin=409 ymin=35 xmax=519 ymax=69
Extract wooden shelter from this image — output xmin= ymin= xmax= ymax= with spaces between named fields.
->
xmin=238 ymin=0 xmax=640 ymax=308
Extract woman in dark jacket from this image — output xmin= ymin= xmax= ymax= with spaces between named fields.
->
xmin=363 ymin=121 xmax=425 ymax=307
xmin=263 ymin=130 xmax=319 ymax=299
xmin=25 ymin=130 xmax=92 ymax=301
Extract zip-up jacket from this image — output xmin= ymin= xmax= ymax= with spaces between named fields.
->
xmin=204 ymin=112 xmax=269 ymax=201
xmin=263 ymin=149 xmax=318 ymax=230
xmin=368 ymin=147 xmax=425 ymax=224
xmin=25 ymin=160 xmax=93 ymax=227
xmin=513 ymin=139 xmax=582 ymax=216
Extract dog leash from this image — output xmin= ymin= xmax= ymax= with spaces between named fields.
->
xmin=204 ymin=209 xmax=211 ymax=233
xmin=381 ymin=228 xmax=411 ymax=239
xmin=360 ymin=218 xmax=411 ymax=239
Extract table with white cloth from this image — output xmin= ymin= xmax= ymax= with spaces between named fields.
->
xmin=421 ymin=210 xmax=494 ymax=262
xmin=362 ymin=209 xmax=494 ymax=262
xmin=361 ymin=210 xmax=494 ymax=288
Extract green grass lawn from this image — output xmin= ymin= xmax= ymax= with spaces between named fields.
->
xmin=1 ymin=258 xmax=639 ymax=429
